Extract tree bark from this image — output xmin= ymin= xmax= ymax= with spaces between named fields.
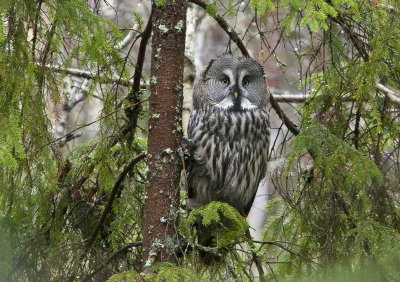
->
xmin=142 ymin=0 xmax=187 ymax=269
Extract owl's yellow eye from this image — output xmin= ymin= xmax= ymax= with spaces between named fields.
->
xmin=220 ymin=76 xmax=230 ymax=85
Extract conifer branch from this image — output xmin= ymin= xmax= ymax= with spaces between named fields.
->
xmin=83 ymin=241 xmax=143 ymax=281
xmin=253 ymin=240 xmax=318 ymax=265
xmin=84 ymin=153 xmax=146 ymax=251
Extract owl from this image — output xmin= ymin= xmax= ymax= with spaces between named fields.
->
xmin=187 ymin=54 xmax=270 ymax=216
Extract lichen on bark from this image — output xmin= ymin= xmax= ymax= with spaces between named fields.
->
xmin=141 ymin=0 xmax=188 ymax=269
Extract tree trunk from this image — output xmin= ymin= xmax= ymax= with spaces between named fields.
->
xmin=142 ymin=0 xmax=187 ymax=269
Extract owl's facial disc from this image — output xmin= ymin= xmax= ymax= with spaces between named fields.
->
xmin=215 ymin=69 xmax=258 ymax=111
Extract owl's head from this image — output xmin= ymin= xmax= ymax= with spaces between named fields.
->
xmin=193 ymin=54 xmax=269 ymax=111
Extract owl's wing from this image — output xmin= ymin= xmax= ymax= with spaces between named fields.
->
xmin=181 ymin=138 xmax=200 ymax=200
xmin=243 ymin=148 xmax=269 ymax=215
xmin=186 ymin=110 xmax=199 ymax=200
xmin=186 ymin=110 xmax=211 ymax=202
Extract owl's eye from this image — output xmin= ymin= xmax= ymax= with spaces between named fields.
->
xmin=243 ymin=77 xmax=250 ymax=86
xmin=220 ymin=76 xmax=230 ymax=85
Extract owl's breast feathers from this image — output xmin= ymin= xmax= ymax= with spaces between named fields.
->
xmin=187 ymin=105 xmax=270 ymax=215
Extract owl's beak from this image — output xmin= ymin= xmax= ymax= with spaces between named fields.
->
xmin=231 ymin=84 xmax=241 ymax=99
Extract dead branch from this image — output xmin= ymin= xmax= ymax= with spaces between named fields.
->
xmin=40 ymin=63 xmax=135 ymax=87
xmin=125 ymin=11 xmax=153 ymax=142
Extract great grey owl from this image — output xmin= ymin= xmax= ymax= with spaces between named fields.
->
xmin=187 ymin=54 xmax=270 ymax=216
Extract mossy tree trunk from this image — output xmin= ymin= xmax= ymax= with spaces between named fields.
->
xmin=141 ymin=0 xmax=187 ymax=268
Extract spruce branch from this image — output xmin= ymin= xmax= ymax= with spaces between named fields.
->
xmin=83 ymin=241 xmax=143 ymax=281
xmin=84 ymin=153 xmax=146 ymax=251
xmin=253 ymin=240 xmax=319 ymax=265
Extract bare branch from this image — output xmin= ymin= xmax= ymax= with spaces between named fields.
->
xmin=375 ymin=83 xmax=400 ymax=105
xmin=42 ymin=64 xmax=310 ymax=104
xmin=272 ymin=93 xmax=310 ymax=103
xmin=125 ymin=11 xmax=153 ymax=142
xmin=39 ymin=99 xmax=148 ymax=151
xmin=116 ymin=29 xmax=138 ymax=51
xmin=40 ymin=63 xmax=135 ymax=87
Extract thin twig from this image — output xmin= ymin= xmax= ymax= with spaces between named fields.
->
xmin=246 ymin=230 xmax=266 ymax=282
xmin=253 ymin=240 xmax=318 ymax=265
xmin=189 ymin=0 xmax=249 ymax=57
xmin=269 ymin=90 xmax=300 ymax=135
xmin=40 ymin=63 xmax=136 ymax=87
xmin=38 ymin=99 xmax=149 ymax=151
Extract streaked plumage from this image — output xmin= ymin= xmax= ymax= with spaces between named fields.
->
xmin=187 ymin=54 xmax=270 ymax=216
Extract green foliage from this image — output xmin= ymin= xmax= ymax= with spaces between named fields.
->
xmin=149 ymin=263 xmax=198 ymax=281
xmin=0 ymin=112 xmax=25 ymax=169
xmin=108 ymin=263 xmax=200 ymax=282
xmin=2 ymin=0 xmax=400 ymax=281
xmin=133 ymin=12 xmax=144 ymax=31
xmin=249 ymin=0 xmax=275 ymax=15
xmin=257 ymin=1 xmax=400 ymax=279
xmin=0 ymin=217 xmax=12 ymax=276
xmin=226 ymin=0 xmax=235 ymax=16
xmin=154 ymin=0 xmax=167 ymax=7
xmin=260 ymin=121 xmax=399 ymax=279
xmin=206 ymin=1 xmax=218 ymax=18
xmin=291 ymin=257 xmax=400 ymax=282
xmin=0 ymin=0 xmax=144 ymax=280
xmin=184 ymin=201 xmax=249 ymax=248
xmin=278 ymin=0 xmax=360 ymax=33
xmin=288 ymin=122 xmax=383 ymax=188
xmin=107 ymin=270 xmax=142 ymax=281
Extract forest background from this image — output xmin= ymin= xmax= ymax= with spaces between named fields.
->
xmin=1 ymin=0 xmax=400 ymax=281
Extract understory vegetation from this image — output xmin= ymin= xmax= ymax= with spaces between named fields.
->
xmin=0 ymin=0 xmax=400 ymax=281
